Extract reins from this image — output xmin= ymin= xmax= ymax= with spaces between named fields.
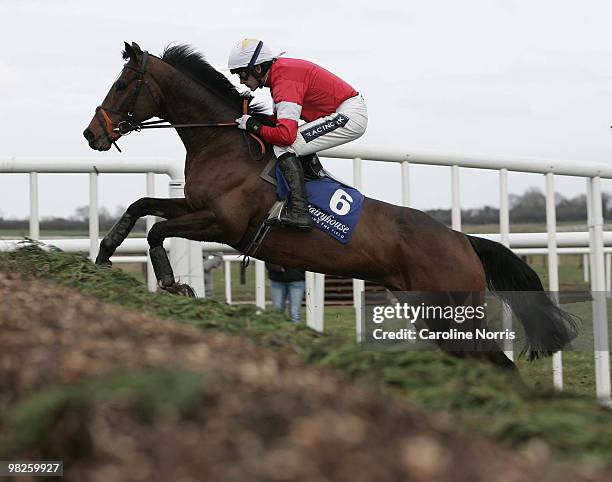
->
xmin=97 ymin=51 xmax=266 ymax=160
xmin=132 ymin=119 xmax=236 ymax=130
xmin=117 ymin=99 xmax=266 ymax=161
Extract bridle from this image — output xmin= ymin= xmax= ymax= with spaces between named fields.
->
xmin=95 ymin=50 xmax=266 ymax=159
xmin=95 ymin=51 xmax=156 ymax=152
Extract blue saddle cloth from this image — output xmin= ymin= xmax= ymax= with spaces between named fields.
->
xmin=275 ymin=166 xmax=364 ymax=244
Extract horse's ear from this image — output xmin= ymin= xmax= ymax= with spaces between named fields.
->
xmin=123 ymin=41 xmax=134 ymax=60
xmin=131 ymin=42 xmax=143 ymax=55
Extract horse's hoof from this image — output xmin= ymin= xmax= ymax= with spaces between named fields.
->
xmin=161 ymin=282 xmax=196 ymax=298
xmin=95 ymin=260 xmax=112 ymax=268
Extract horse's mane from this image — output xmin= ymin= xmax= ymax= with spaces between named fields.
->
xmin=121 ymin=43 xmax=268 ymax=114
xmin=160 ymin=44 xmax=248 ymax=105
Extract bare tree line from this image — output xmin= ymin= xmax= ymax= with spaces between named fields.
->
xmin=426 ymin=188 xmax=610 ymax=225
xmin=0 ymin=206 xmax=146 ymax=232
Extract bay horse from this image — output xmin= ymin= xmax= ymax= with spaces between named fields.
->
xmin=83 ymin=42 xmax=577 ymax=368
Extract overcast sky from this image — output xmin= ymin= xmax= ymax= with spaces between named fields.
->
xmin=1 ymin=0 xmax=611 ymax=219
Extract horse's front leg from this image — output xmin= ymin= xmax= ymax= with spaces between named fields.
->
xmin=95 ymin=198 xmax=192 ymax=266
xmin=147 ymin=209 xmax=225 ymax=297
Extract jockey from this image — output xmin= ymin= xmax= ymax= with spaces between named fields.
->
xmin=229 ymin=38 xmax=368 ymax=231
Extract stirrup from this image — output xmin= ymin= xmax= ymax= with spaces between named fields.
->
xmin=277 ymin=207 xmax=313 ymax=231
xmin=264 ymin=206 xmax=311 ymax=231
xmin=273 ymin=219 xmax=313 ymax=231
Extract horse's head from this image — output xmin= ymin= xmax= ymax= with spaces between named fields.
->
xmin=83 ymin=42 xmax=161 ymax=151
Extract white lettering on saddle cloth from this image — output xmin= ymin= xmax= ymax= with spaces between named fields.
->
xmin=308 ymin=205 xmax=351 ymax=238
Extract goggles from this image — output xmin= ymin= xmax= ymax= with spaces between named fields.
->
xmin=230 ymin=69 xmax=251 ymax=81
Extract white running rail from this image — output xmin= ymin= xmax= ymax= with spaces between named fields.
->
xmin=1 ymin=148 xmax=611 ymax=403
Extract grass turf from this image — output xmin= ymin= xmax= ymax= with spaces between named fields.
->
xmin=1 ymin=244 xmax=612 ymax=467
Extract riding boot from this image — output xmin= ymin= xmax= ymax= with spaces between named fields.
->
xmin=277 ymin=153 xmax=313 ymax=231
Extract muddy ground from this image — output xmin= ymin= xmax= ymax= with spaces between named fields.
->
xmin=0 ymin=267 xmax=607 ymax=482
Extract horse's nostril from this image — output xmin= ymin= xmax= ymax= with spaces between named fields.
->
xmin=83 ymin=128 xmax=95 ymax=142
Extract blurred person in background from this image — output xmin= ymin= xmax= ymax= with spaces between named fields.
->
xmin=266 ymin=262 xmax=306 ymax=322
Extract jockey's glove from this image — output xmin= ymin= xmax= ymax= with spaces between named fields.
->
xmin=235 ymin=114 xmax=262 ymax=134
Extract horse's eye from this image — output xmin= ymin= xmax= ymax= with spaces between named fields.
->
xmin=115 ymin=80 xmax=127 ymax=92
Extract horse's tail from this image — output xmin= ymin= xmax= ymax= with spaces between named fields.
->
xmin=467 ymin=235 xmax=579 ymax=360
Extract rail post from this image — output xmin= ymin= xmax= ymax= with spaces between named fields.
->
xmin=588 ymin=177 xmax=611 ymax=404
xmin=255 ymin=259 xmax=265 ymax=310
xmin=451 ymin=165 xmax=461 ymax=231
xmin=401 ymin=161 xmax=410 ymax=207
xmin=29 ymin=172 xmax=39 ymax=240
xmin=224 ymin=259 xmax=233 ymax=305
xmin=306 ymin=272 xmax=325 ymax=332
xmin=546 ymin=173 xmax=563 ymax=391
xmin=169 ymin=179 xmax=205 ymax=297
xmin=145 ymin=173 xmax=157 ymax=292
xmin=89 ymin=172 xmax=99 ymax=262
xmin=353 ymin=157 xmax=364 ymax=339
xmin=499 ymin=168 xmax=513 ymax=360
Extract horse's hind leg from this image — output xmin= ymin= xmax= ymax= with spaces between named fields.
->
xmin=391 ymin=238 xmax=517 ymax=371
xmin=147 ymin=209 xmax=224 ymax=297
xmin=445 ymin=301 xmax=518 ymax=371
xmin=427 ymin=302 xmax=518 ymax=371
xmin=95 ymin=198 xmax=192 ymax=266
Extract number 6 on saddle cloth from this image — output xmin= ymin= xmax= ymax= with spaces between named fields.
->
xmin=244 ymin=154 xmax=364 ymax=261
